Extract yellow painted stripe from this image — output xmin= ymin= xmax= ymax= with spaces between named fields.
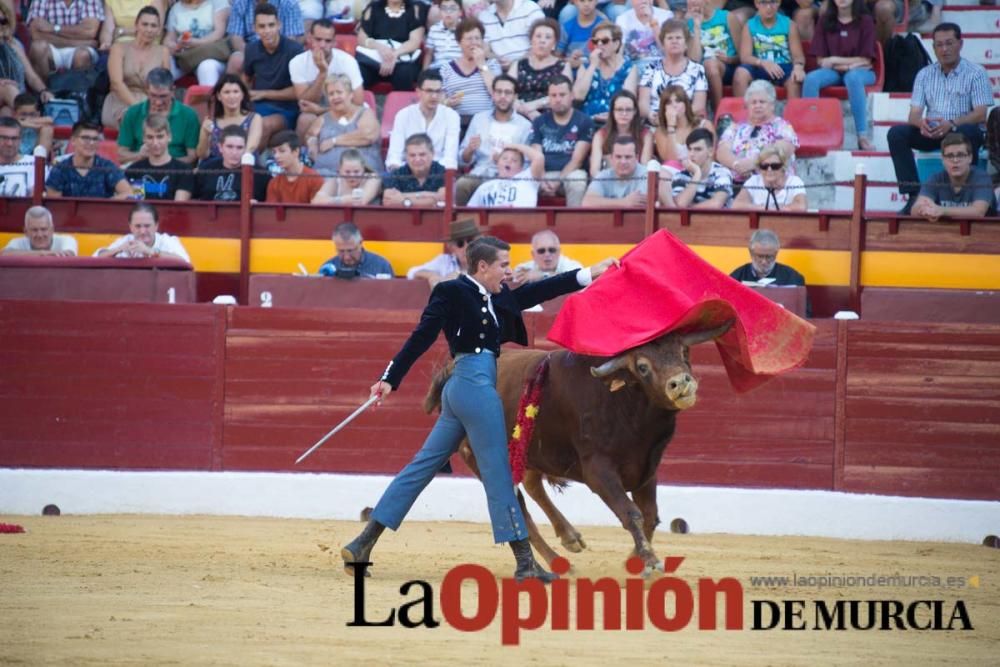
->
xmin=861 ymin=251 xmax=1000 ymax=289
xmin=4 ymin=232 xmax=997 ymax=289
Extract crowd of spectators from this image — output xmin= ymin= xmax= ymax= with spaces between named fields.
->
xmin=0 ymin=1 xmax=993 ymax=217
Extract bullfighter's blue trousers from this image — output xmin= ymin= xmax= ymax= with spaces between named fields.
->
xmin=370 ymin=351 xmax=529 ymax=544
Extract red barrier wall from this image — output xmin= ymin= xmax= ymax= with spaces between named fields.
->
xmin=1 ymin=300 xmax=997 ymax=501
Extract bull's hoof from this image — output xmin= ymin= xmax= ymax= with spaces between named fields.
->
xmin=340 ymin=546 xmax=372 ymax=578
xmin=359 ymin=506 xmax=373 ymax=522
xmin=560 ymin=533 xmax=587 ymax=553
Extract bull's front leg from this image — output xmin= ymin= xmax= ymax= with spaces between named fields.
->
xmin=581 ymin=460 xmax=661 ymax=576
xmin=631 ymin=476 xmax=660 ymax=546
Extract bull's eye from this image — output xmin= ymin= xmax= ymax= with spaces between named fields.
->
xmin=637 ymin=361 xmax=651 ymax=376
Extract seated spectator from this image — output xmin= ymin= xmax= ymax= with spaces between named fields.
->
xmin=0 ymin=3 xmax=51 ymax=114
xmin=26 ymin=0 xmax=103 ymax=82
xmin=243 ymin=3 xmax=305 ymax=148
xmin=781 ymin=0 xmax=818 ymax=42
xmin=124 ymin=114 xmax=195 ymax=200
xmin=667 ymin=127 xmax=733 ymax=208
xmin=2 ymin=206 xmax=77 ymax=256
xmin=440 ymin=18 xmax=503 ymax=119
xmin=557 ymin=0 xmax=608 ymax=61
xmin=164 ymin=0 xmax=231 ymax=87
xmin=911 ymin=133 xmax=997 ymax=220
xmin=572 ymin=21 xmax=637 ymax=124
xmin=196 ymin=74 xmax=264 ymax=161
xmin=13 ymin=93 xmax=54 ymax=160
xmin=290 ymin=19 xmax=364 ymax=139
xmin=356 ymin=0 xmax=427 ymax=91
xmin=590 ymin=90 xmax=653 ymax=177
xmin=482 ymin=0 xmax=545 ymax=69
xmin=99 ymin=0 xmax=166 ymax=48
xmin=511 ymin=229 xmax=582 ymax=285
xmin=730 ymin=228 xmax=810 ymax=316
xmin=119 ymin=68 xmax=200 ymax=165
xmin=733 ymin=0 xmax=806 ymax=99
xmin=265 ymin=129 xmax=322 ymax=202
xmin=686 ymin=0 xmax=740 ymax=114
xmin=383 ymin=133 xmax=447 ymax=208
xmin=423 ymin=0 xmax=463 ymax=71
xmin=46 ymin=121 xmax=131 ymax=198
xmin=510 ymin=18 xmax=571 ymax=121
xmin=0 ymin=118 xmax=40 ymax=197
xmin=467 ymin=142 xmax=544 ymax=207
xmin=406 ymin=217 xmax=479 ymax=286
xmin=731 ymin=145 xmax=807 ymax=211
xmin=716 ymin=80 xmax=798 ymax=184
xmin=95 ymin=202 xmax=191 ymax=262
xmin=530 ymin=75 xmax=593 ymax=207
xmin=889 ymin=23 xmax=991 ymax=215
xmin=639 ymin=20 xmax=708 ymax=125
xmin=102 ymin=6 xmax=170 ymax=130
xmin=654 ymin=85 xmax=716 ymax=167
xmin=615 ymin=0 xmax=671 ymax=71
xmin=193 ymin=125 xmax=271 ymax=200
xmin=803 ymin=0 xmax=877 ymax=151
xmin=583 ymin=135 xmax=664 ymax=207
xmin=455 ymin=74 xmax=532 ymax=204
xmin=306 ymin=74 xmax=383 ymax=176
xmin=558 ymin=0 xmax=628 ymax=25
xmin=318 ymin=221 xmax=395 ymax=278
xmin=386 ymin=69 xmax=460 ymax=170
xmin=312 ymin=148 xmax=382 ymax=204
xmin=226 ymin=0 xmax=303 ymax=74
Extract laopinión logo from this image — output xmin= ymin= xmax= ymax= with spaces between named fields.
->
xmin=345 ymin=556 xmax=974 ymax=645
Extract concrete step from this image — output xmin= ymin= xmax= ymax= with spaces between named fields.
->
xmin=829 ymin=150 xmax=947 ymax=211
xmin=939 ymin=7 xmax=1000 ymax=34
xmin=834 ymin=183 xmax=909 ymax=212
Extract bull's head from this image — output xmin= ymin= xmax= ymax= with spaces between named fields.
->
xmin=589 ymin=320 xmax=734 ymax=411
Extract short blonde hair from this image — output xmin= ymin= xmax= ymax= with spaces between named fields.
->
xmin=757 ymin=144 xmax=788 ymax=166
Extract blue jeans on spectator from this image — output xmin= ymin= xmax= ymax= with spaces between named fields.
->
xmin=559 ymin=0 xmax=632 ymax=24
xmin=802 ymin=67 xmax=876 ymax=134
xmin=887 ymin=123 xmax=984 ymax=195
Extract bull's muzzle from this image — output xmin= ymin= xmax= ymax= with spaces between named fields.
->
xmin=666 ymin=373 xmax=697 ymax=409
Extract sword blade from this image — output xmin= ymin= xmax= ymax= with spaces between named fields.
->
xmin=295 ymin=395 xmax=380 ymax=465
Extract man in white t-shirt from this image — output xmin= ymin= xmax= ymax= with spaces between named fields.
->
xmin=289 ymin=19 xmax=364 ymax=139
xmin=94 ymin=203 xmax=191 ymax=262
xmin=467 ymin=143 xmax=544 ymax=208
xmin=511 ymin=229 xmax=583 ymax=286
xmin=0 ymin=118 xmax=40 ymax=198
xmin=2 ymin=206 xmax=78 ymax=256
xmin=455 ymin=74 xmax=532 ymax=205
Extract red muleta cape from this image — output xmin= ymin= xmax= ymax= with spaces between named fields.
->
xmin=547 ymin=230 xmax=817 ymax=393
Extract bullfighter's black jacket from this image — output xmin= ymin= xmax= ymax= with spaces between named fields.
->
xmin=381 ymin=270 xmax=586 ymax=389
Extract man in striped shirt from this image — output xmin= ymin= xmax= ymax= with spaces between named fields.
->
xmin=481 ymin=0 xmax=545 ymax=68
xmin=888 ymin=22 xmax=992 ymax=215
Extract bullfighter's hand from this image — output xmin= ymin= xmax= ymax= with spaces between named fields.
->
xmin=370 ymin=381 xmax=393 ymax=404
xmin=589 ymin=257 xmax=619 ymax=280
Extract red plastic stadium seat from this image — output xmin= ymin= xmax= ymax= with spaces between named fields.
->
xmin=380 ymin=90 xmax=419 ymax=151
xmin=338 ymin=34 xmax=357 ymax=56
xmin=363 ymin=90 xmax=377 ymax=111
xmin=334 ymin=21 xmax=356 ymax=34
xmin=784 ymin=98 xmax=844 ymax=158
xmin=821 ymin=41 xmax=885 ymax=99
xmin=714 ymin=97 xmax=749 ymax=126
xmin=369 ymin=82 xmax=394 ymax=95
xmin=97 ymin=140 xmax=122 ymax=166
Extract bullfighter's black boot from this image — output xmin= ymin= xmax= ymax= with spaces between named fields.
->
xmin=341 ymin=520 xmax=385 ymax=576
xmin=510 ymin=538 xmax=558 ymax=583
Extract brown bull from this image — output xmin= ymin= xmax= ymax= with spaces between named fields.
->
xmin=424 ymin=321 xmax=733 ymax=574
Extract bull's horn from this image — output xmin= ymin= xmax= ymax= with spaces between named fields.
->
xmin=680 ymin=319 xmax=735 ymax=347
xmin=590 ymin=355 xmax=629 ymax=378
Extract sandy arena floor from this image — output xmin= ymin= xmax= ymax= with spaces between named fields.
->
xmin=2 ymin=514 xmax=998 ymax=666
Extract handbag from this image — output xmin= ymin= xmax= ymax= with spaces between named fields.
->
xmin=174 ymin=39 xmax=234 ymax=73
xmin=356 ymin=39 xmax=421 ymax=64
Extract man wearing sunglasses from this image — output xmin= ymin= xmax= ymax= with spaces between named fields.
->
xmin=910 ymin=133 xmax=997 ymax=221
xmin=512 ymin=229 xmax=582 ymax=285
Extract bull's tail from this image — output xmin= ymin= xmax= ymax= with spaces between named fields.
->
xmin=422 ymin=362 xmax=455 ymax=414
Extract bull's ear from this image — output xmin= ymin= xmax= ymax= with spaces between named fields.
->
xmin=609 ymin=379 xmax=627 ymax=392
xmin=680 ymin=319 xmax=735 ymax=347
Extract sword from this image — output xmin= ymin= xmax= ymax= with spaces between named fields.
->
xmin=295 ymin=395 xmax=380 ymax=465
